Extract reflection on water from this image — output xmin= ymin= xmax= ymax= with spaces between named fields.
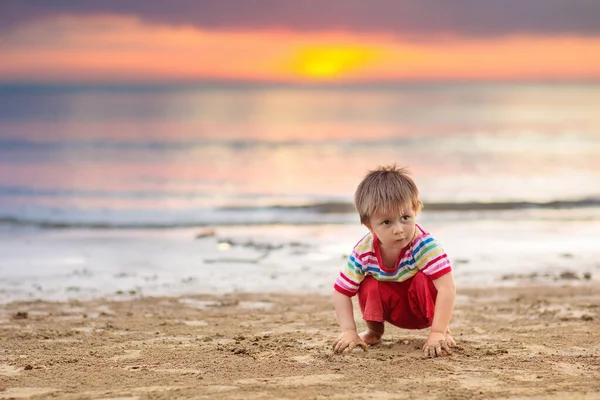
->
xmin=0 ymin=83 xmax=599 ymax=225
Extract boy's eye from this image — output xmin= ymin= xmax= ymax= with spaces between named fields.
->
xmin=401 ymin=215 xmax=412 ymax=221
xmin=382 ymin=220 xmax=390 ymax=225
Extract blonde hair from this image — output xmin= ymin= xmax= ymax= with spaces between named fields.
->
xmin=354 ymin=165 xmax=423 ymax=224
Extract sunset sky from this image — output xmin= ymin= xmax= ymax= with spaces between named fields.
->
xmin=1 ymin=0 xmax=600 ymax=83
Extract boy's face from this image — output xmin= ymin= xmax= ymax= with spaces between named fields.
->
xmin=366 ymin=207 xmax=417 ymax=251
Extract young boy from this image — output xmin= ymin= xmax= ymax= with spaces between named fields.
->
xmin=333 ymin=165 xmax=456 ymax=358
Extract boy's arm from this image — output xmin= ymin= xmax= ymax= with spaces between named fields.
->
xmin=423 ymin=272 xmax=456 ymax=357
xmin=332 ymin=290 xmax=368 ymax=353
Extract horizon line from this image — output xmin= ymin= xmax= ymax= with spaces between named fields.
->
xmin=2 ymin=77 xmax=600 ymax=89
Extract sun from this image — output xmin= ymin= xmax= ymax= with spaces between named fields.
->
xmin=287 ymin=46 xmax=377 ymax=80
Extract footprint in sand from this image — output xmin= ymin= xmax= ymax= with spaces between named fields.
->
xmin=152 ymin=368 xmax=203 ymax=374
xmin=80 ymin=386 xmax=183 ymax=399
xmin=236 ymin=374 xmax=344 ymax=386
xmin=0 ymin=364 xmax=22 ymax=376
xmin=458 ymin=376 xmax=502 ymax=391
xmin=90 ymin=397 xmax=139 ymax=400
xmin=0 ymin=387 xmax=57 ymax=399
xmin=182 ymin=320 xmax=208 ymax=327
xmin=110 ymin=350 xmax=142 ymax=361
xmin=291 ymin=355 xmax=314 ymax=364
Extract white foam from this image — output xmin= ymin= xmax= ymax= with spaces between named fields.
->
xmin=0 ymin=218 xmax=599 ymax=304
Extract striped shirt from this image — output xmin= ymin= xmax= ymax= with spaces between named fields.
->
xmin=334 ymin=224 xmax=452 ymax=297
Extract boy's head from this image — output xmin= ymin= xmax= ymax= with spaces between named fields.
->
xmin=354 ymin=165 xmax=423 ymax=225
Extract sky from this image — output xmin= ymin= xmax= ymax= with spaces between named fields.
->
xmin=1 ymin=0 xmax=600 ymax=83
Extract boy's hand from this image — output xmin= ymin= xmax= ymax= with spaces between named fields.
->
xmin=333 ymin=330 xmax=368 ymax=354
xmin=422 ymin=331 xmax=453 ymax=358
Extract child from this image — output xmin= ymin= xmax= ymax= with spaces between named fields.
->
xmin=332 ymin=165 xmax=456 ymax=358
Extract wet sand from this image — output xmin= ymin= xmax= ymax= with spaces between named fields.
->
xmin=1 ymin=283 xmax=599 ymax=400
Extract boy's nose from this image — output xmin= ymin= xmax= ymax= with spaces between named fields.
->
xmin=393 ymin=223 xmax=403 ymax=235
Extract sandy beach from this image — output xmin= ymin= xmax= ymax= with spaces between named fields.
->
xmin=1 ymin=282 xmax=599 ymax=400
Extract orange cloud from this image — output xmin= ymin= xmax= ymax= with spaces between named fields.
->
xmin=1 ymin=14 xmax=599 ymax=83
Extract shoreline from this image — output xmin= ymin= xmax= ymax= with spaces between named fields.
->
xmin=1 ymin=220 xmax=599 ymax=305
xmin=3 ymin=203 xmax=600 ymax=231
xmin=0 ymin=271 xmax=596 ymax=306
xmin=1 ymin=282 xmax=599 ymax=399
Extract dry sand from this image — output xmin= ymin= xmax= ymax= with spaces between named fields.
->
xmin=1 ymin=283 xmax=599 ymax=400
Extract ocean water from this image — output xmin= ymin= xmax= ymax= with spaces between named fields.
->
xmin=0 ymin=82 xmax=599 ymax=302
xmin=1 ymin=82 xmax=599 ymax=227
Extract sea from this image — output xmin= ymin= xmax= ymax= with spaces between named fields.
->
xmin=1 ymin=82 xmax=599 ymax=303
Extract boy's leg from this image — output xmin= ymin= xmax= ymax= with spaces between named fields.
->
xmin=407 ymin=271 xmax=438 ymax=328
xmin=357 ymin=276 xmax=385 ymax=344
xmin=381 ymin=272 xmax=437 ymax=330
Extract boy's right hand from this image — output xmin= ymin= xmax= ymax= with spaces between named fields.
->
xmin=333 ymin=330 xmax=368 ymax=354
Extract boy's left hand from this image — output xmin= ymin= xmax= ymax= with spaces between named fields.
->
xmin=422 ymin=331 xmax=453 ymax=358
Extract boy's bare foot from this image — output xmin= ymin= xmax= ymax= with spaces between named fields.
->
xmin=359 ymin=329 xmax=382 ymax=345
